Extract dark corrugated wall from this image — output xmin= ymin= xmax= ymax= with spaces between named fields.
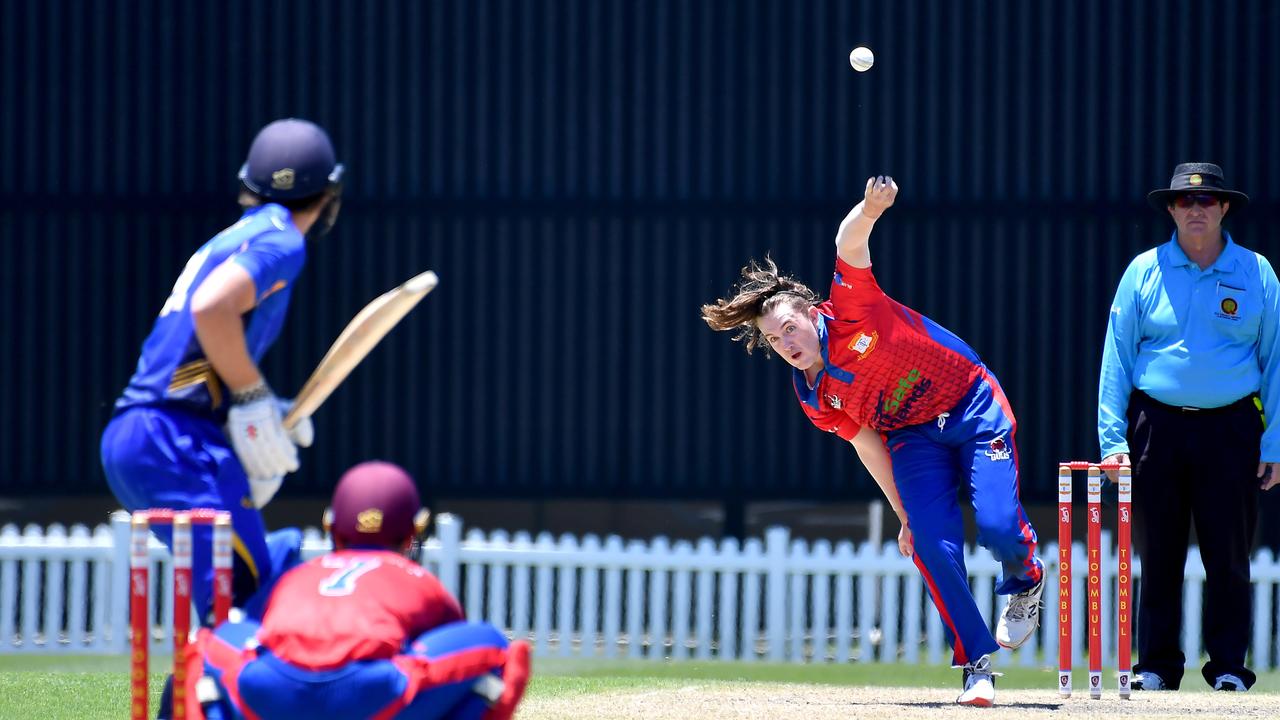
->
xmin=2 ymin=0 xmax=1279 ymax=501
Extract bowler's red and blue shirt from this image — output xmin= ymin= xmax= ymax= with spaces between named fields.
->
xmin=257 ymin=549 xmax=463 ymax=671
xmin=795 ymin=256 xmax=985 ymax=436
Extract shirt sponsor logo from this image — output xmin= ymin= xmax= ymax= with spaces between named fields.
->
xmin=875 ymin=368 xmax=932 ymax=425
xmin=848 ymin=331 xmax=879 ymax=360
xmin=826 ymin=394 xmax=843 ymax=410
xmin=1216 ymin=296 xmax=1241 ymax=321
xmin=985 ymin=436 xmax=1011 ymax=461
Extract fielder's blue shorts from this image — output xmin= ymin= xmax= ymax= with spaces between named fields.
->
xmin=101 ymin=405 xmax=290 ymax=618
xmin=884 ymin=370 xmax=1042 ymax=666
xmin=202 ymin=620 xmax=508 ymax=720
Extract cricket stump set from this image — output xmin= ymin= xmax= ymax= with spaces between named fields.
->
xmin=130 ymin=509 xmax=233 ymax=720
xmin=1057 ymin=461 xmax=1133 ymax=700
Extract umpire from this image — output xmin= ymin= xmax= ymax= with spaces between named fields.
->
xmin=1098 ymin=163 xmax=1280 ymax=692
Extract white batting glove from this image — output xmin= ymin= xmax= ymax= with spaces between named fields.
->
xmin=243 ymin=400 xmax=313 ymax=509
xmin=225 ymin=383 xmax=299 ymax=480
xmin=249 ymin=475 xmax=285 ymax=509
xmin=277 ymin=399 xmax=314 ymax=448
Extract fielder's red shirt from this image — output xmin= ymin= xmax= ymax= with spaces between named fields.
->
xmin=257 ymin=549 xmax=463 ymax=670
xmin=795 ymin=256 xmax=985 ymax=436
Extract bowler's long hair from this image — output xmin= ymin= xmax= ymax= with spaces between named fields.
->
xmin=700 ymin=255 xmax=819 ymax=356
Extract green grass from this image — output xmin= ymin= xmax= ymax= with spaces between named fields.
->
xmin=0 ymin=654 xmax=1276 ymax=719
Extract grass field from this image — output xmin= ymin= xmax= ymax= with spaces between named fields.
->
xmin=2 ymin=654 xmax=1278 ymax=719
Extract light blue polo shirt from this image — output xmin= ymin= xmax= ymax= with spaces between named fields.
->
xmin=1098 ymin=232 xmax=1280 ymax=460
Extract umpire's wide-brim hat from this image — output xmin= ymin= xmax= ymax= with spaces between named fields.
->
xmin=1147 ymin=162 xmax=1249 ymax=210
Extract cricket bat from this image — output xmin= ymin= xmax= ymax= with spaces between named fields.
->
xmin=283 ymin=270 xmax=438 ymax=429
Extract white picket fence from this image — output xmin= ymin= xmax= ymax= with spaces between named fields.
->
xmin=2 ymin=512 xmax=1279 ymax=672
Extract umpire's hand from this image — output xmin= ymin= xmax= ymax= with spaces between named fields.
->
xmin=1258 ymin=462 xmax=1280 ymax=491
xmin=1101 ymin=452 xmax=1129 ymax=484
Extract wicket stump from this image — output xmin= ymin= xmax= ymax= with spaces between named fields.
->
xmin=1057 ymin=462 xmax=1132 ymax=700
xmin=130 ymin=509 xmax=233 ymax=720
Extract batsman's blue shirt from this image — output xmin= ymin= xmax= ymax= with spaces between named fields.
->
xmin=114 ymin=204 xmax=305 ymax=420
xmin=1098 ymin=232 xmax=1280 ymax=460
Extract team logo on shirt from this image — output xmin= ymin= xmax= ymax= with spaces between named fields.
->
xmin=985 ymin=436 xmax=1011 ymax=461
xmin=826 ymin=394 xmax=843 ymax=410
xmin=1220 ymin=297 xmax=1238 ymax=316
xmin=847 ymin=331 xmax=879 ymax=360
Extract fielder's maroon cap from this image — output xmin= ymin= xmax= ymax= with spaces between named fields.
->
xmin=329 ymin=461 xmax=422 ymax=548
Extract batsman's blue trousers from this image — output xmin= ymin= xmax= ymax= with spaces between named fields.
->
xmin=101 ymin=405 xmax=284 ymax=619
xmin=884 ymin=370 xmax=1042 ymax=666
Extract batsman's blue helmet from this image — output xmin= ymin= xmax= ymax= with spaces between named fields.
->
xmin=238 ymin=118 xmax=344 ymax=200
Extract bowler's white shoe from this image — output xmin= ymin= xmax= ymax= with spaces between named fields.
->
xmin=956 ymin=654 xmax=997 ymax=707
xmin=995 ymin=577 xmax=1043 ymax=649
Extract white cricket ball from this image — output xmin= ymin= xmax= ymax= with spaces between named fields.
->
xmin=849 ymin=46 xmax=874 ymax=72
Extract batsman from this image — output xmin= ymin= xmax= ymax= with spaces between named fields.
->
xmin=101 ymin=118 xmax=344 ymax=619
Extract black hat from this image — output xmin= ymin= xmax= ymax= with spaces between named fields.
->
xmin=238 ymin=118 xmax=344 ymax=201
xmin=1147 ymin=163 xmax=1248 ymax=210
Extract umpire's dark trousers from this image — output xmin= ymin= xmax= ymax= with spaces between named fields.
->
xmin=1127 ymin=390 xmax=1261 ymax=690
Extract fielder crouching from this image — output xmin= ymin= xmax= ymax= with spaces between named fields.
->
xmin=167 ymin=461 xmax=531 ymax=720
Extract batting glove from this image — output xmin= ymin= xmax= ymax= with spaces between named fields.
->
xmin=249 ymin=475 xmax=285 ymax=509
xmin=277 ymin=399 xmax=314 ymax=448
xmin=225 ymin=382 xmax=299 ymax=480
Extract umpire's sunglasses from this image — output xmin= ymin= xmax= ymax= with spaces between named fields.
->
xmin=1172 ymin=193 xmax=1222 ymax=209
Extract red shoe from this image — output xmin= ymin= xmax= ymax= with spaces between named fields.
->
xmin=483 ymin=641 xmax=531 ymax=720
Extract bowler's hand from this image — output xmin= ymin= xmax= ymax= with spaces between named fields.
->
xmin=1258 ymin=462 xmax=1280 ymax=491
xmin=897 ymin=523 xmax=914 ymax=557
xmin=862 ymin=175 xmax=898 ymax=219
xmin=1102 ymin=452 xmax=1130 ymax=484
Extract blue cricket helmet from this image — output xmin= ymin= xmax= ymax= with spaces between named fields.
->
xmin=238 ymin=118 xmax=344 ymax=200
